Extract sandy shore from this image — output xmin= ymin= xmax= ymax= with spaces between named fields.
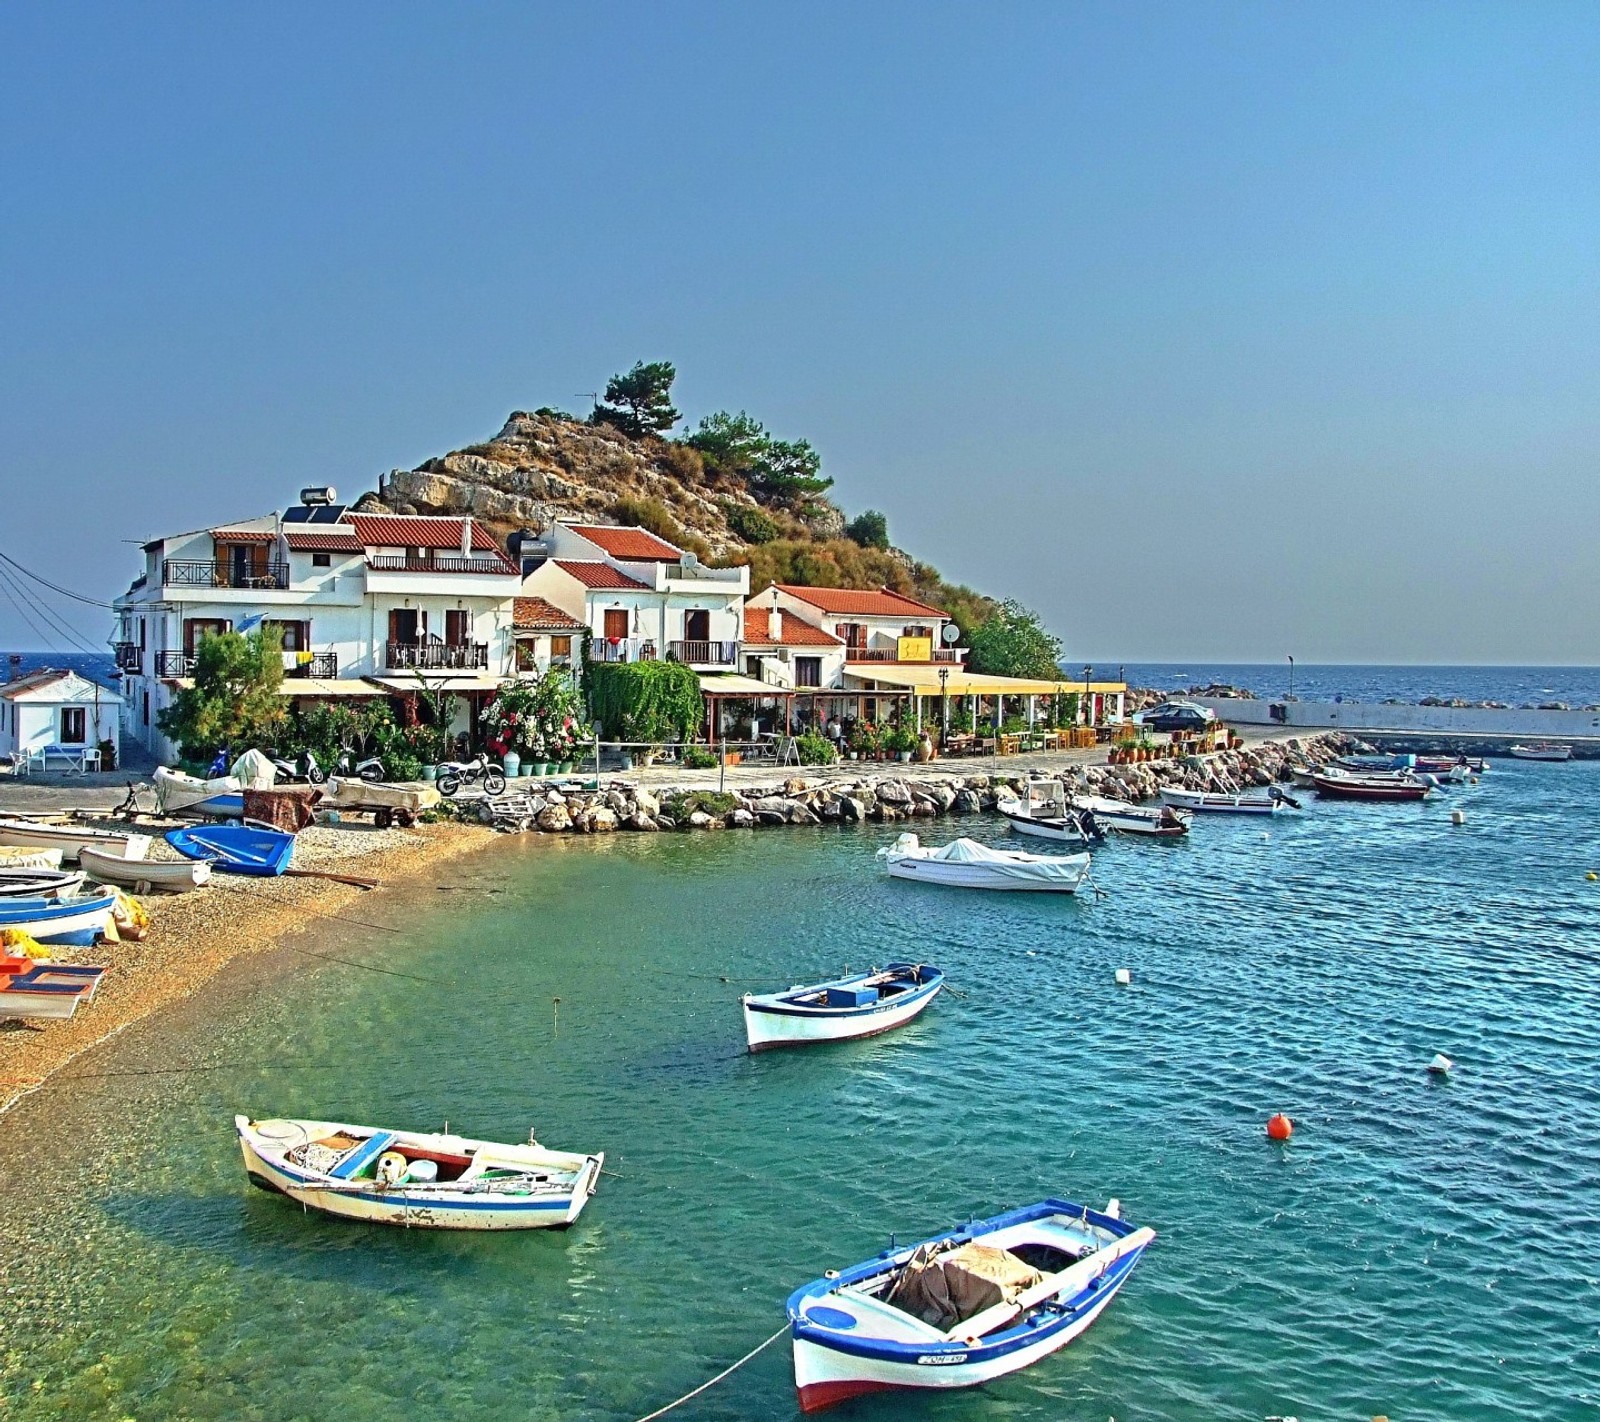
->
xmin=0 ymin=819 xmax=497 ymax=1118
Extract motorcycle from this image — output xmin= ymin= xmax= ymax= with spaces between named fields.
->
xmin=435 ymin=754 xmax=506 ymax=798
xmin=267 ymin=749 xmax=326 ymax=785
xmin=333 ymin=749 xmax=387 ymax=782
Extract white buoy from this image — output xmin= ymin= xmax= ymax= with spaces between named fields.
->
xmin=1114 ymin=967 xmax=1132 ymax=986
xmin=1451 ymin=808 xmax=1466 ymax=826
xmin=1428 ymin=1053 xmax=1454 ymax=1075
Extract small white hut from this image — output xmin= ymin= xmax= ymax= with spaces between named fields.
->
xmin=0 ymin=668 xmax=122 ymax=769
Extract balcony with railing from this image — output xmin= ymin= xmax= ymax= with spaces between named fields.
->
xmin=588 ymin=638 xmax=655 ymax=664
xmin=113 ymin=642 xmax=142 ymax=672
xmin=162 ymin=559 xmax=290 ymax=590
xmin=366 ymin=555 xmax=511 ymax=575
xmin=385 ymin=641 xmax=488 ymax=671
xmin=667 ymin=639 xmax=738 ymax=666
xmin=286 ymin=651 xmax=339 ymax=679
xmin=154 ymin=650 xmax=196 ymax=677
xmin=843 ymin=645 xmax=964 ymax=664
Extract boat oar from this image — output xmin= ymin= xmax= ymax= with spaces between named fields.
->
xmin=282 ymin=868 xmax=381 ymax=890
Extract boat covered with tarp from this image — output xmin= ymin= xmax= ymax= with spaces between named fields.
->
xmin=787 ymin=1197 xmax=1154 ymax=1411
xmin=166 ymin=823 xmax=294 ymax=876
xmin=742 ymin=962 xmax=944 ymax=1052
xmin=154 ymin=766 xmax=245 ymax=819
xmin=877 ymin=834 xmax=1091 ymax=892
xmin=236 ymin=1115 xmax=604 ymax=1230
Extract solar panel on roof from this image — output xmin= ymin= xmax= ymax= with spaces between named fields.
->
xmin=283 ymin=504 xmax=348 ymax=523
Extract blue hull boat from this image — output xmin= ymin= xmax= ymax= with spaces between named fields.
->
xmin=0 ymin=892 xmax=117 ymax=946
xmin=166 ymin=824 xmax=294 ymax=877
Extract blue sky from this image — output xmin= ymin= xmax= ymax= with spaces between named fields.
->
xmin=3 ymin=3 xmax=1597 ymax=662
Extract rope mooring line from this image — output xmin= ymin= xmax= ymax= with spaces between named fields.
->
xmin=627 ymin=1324 xmax=789 ymax=1422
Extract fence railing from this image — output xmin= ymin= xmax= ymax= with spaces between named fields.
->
xmin=154 ymin=650 xmax=196 ymax=677
xmin=667 ymin=639 xmax=737 ymax=665
xmin=287 ymin=651 xmax=339 ymax=679
xmin=385 ymin=641 xmax=488 ymax=670
xmin=113 ymin=642 xmax=142 ymax=672
xmin=366 ymin=555 xmax=511 ymax=575
xmin=162 ymin=559 xmax=290 ymax=589
xmin=589 ymin=638 xmax=656 ymax=663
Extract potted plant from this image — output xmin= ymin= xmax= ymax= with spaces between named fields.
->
xmin=502 ymin=750 xmax=522 ymax=779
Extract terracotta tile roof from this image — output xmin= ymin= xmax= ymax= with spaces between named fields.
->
xmin=772 ymin=583 xmax=949 ymax=618
xmin=513 ymin=596 xmax=586 ymax=630
xmin=552 ymin=560 xmax=651 ymax=590
xmin=1 ymin=668 xmax=71 ymax=699
xmin=566 ymin=523 xmax=683 ymax=560
xmin=742 ymin=607 xmax=843 ymax=647
xmin=284 ymin=530 xmax=361 ymax=552
xmin=210 ymin=528 xmax=277 ymax=544
xmin=347 ymin=515 xmax=502 ymax=552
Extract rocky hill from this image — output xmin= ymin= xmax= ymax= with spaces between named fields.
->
xmin=356 ymin=409 xmax=998 ymax=628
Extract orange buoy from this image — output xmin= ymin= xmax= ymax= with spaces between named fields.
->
xmin=1266 ymin=1112 xmax=1294 ymax=1142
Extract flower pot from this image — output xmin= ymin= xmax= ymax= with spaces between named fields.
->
xmin=421 ymin=765 xmax=437 ymax=782
xmin=535 ymin=761 xmax=552 ymax=777
xmin=847 ymin=751 xmax=858 ymax=761
xmin=558 ymin=761 xmax=575 ymax=775
xmin=898 ymin=751 xmax=913 ymax=762
xmin=620 ymin=754 xmax=634 ymax=771
xmin=502 ymin=752 xmax=521 ymax=779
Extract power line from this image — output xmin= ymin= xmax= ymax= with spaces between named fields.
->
xmin=0 ymin=565 xmax=61 ymax=650
xmin=0 ymin=548 xmax=118 ymax=609
xmin=0 ymin=562 xmax=101 ymax=656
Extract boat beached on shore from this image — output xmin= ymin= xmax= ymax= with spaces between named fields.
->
xmin=0 ymin=891 xmax=117 ymax=946
xmin=742 ymin=963 xmax=944 ymax=1052
xmin=0 ymin=868 xmax=86 ymax=899
xmin=0 ymin=954 xmax=108 ymax=1021
xmin=787 ymin=1197 xmax=1154 ymax=1412
xmin=0 ymin=820 xmax=151 ymax=866
xmin=79 ymin=846 xmax=211 ymax=894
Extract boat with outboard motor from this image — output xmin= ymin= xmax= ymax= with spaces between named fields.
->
xmin=742 ymin=963 xmax=944 ymax=1052
xmin=1311 ymin=770 xmax=1431 ymax=802
xmin=1509 ymin=743 xmax=1572 ymax=762
xmin=787 ymin=1196 xmax=1154 ymax=1412
xmin=994 ymin=782 xmax=1102 ymax=844
xmin=1157 ymin=785 xmax=1292 ymax=816
xmin=1068 ymin=793 xmax=1190 ymax=838
xmin=877 ymin=834 xmax=1092 ymax=893
xmin=235 ymin=1115 xmax=604 ymax=1230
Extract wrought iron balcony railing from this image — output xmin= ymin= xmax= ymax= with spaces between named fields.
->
xmin=366 ymin=555 xmax=511 ymax=575
xmin=287 ymin=652 xmax=339 ymax=679
xmin=385 ymin=641 xmax=488 ymax=671
xmin=113 ymin=642 xmax=142 ymax=672
xmin=154 ymin=650 xmax=196 ymax=677
xmin=162 ymin=559 xmax=290 ymax=589
xmin=667 ymin=640 xmax=737 ymax=665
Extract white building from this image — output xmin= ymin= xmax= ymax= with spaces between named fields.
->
xmin=114 ymin=494 xmax=524 ymax=761
xmin=1 ymin=668 xmax=122 ymax=769
xmin=511 ymin=596 xmax=586 ymax=675
xmin=521 ymin=522 xmax=750 ymax=671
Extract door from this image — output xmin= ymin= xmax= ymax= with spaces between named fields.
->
xmin=389 ymin=608 xmax=421 ymax=645
xmin=445 ymin=610 xmax=469 ymax=646
xmin=603 ymin=608 xmax=629 ymax=641
xmin=684 ymin=609 xmax=710 ymax=642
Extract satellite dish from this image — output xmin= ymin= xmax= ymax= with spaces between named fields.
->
xmin=941 ymin=624 xmax=961 ymax=645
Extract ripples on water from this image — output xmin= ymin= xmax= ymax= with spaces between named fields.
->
xmin=2 ymin=764 xmax=1599 ymax=1420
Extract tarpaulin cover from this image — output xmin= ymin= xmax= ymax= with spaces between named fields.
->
xmin=886 ymin=1242 xmax=1043 ymax=1330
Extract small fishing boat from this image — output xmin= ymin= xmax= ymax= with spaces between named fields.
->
xmin=1068 ymin=793 xmax=1190 ymax=838
xmin=0 ymin=892 xmax=117 ymax=946
xmin=743 ymin=963 xmax=944 ymax=1052
xmin=1157 ymin=786 xmax=1288 ymax=816
xmin=995 ymin=782 xmax=1101 ymax=844
xmin=0 ymin=955 xmax=108 ymax=1021
xmin=1334 ymin=753 xmax=1416 ymax=773
xmin=167 ymin=823 xmax=293 ymax=876
xmin=787 ymin=1197 xmax=1154 ymax=1412
xmin=1414 ymin=754 xmax=1484 ymax=777
xmin=877 ymin=834 xmax=1091 ymax=893
xmin=80 ymin=845 xmax=211 ymax=894
xmin=235 ymin=1115 xmax=604 ymax=1230
xmin=0 ymin=846 xmax=65 ymax=871
xmin=1311 ymin=771 xmax=1431 ymax=802
xmin=0 ymin=820 xmax=151 ymax=865
xmin=153 ymin=765 xmax=245 ymax=819
xmin=0 ymin=868 xmax=87 ymax=899
xmin=1509 ymin=743 xmax=1572 ymax=762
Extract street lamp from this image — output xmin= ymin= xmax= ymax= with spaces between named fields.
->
xmin=1287 ymin=655 xmax=1295 ymax=701
xmin=938 ymin=665 xmax=950 ymax=744
xmin=1083 ymin=665 xmax=1093 ymax=729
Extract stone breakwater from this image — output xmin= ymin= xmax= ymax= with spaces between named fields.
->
xmin=465 ymin=734 xmax=1354 ymax=834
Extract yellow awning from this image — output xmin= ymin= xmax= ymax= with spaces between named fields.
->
xmin=364 ymin=674 xmax=508 ymax=693
xmin=842 ymin=666 xmax=1125 ymax=697
xmin=279 ymin=679 xmax=388 ymax=698
xmin=697 ymin=673 xmax=791 ymax=697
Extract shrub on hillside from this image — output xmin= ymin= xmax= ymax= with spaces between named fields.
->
xmin=723 ymin=502 xmax=779 ymax=545
xmin=611 ymin=496 xmax=685 ymax=544
xmin=845 ymin=509 xmax=889 ymax=549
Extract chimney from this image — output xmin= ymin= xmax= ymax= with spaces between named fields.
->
xmin=767 ymin=605 xmax=783 ymax=642
xmin=460 ymin=517 xmax=473 ymax=558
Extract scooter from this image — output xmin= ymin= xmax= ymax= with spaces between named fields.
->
xmin=436 ymin=754 xmax=506 ymax=798
xmin=267 ymin=750 xmax=326 ymax=785
xmin=333 ymin=749 xmax=387 ymax=782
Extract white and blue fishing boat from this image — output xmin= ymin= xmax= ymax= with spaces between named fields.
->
xmin=742 ymin=963 xmax=944 ymax=1052
xmin=787 ymin=1197 xmax=1154 ymax=1412
xmin=235 ymin=1115 xmax=604 ymax=1231
xmin=167 ymin=823 xmax=293 ymax=877
xmin=0 ymin=958 xmax=108 ymax=1021
xmin=0 ymin=891 xmax=117 ymax=946
xmin=0 ymin=868 xmax=86 ymax=899
xmin=1335 ymin=752 xmax=1417 ymax=773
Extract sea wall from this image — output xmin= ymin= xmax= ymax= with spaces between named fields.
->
xmin=1189 ymin=697 xmax=1600 ymax=741
xmin=454 ymin=734 xmax=1351 ymax=834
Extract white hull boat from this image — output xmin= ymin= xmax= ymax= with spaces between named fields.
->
xmin=1158 ymin=786 xmax=1284 ymax=816
xmin=788 ymin=1197 xmax=1153 ymax=1412
xmin=743 ymin=963 xmax=944 ymax=1052
xmin=877 ymin=834 xmax=1091 ymax=893
xmin=0 ymin=892 xmax=117 ymax=946
xmin=154 ymin=766 xmax=245 ymax=818
xmin=1068 ymin=793 xmax=1190 ymax=838
xmin=79 ymin=845 xmax=210 ymax=894
xmin=236 ymin=1116 xmax=604 ymax=1230
xmin=0 ymin=820 xmax=151 ymax=865
xmin=0 ymin=869 xmax=86 ymax=898
xmin=995 ymin=781 xmax=1100 ymax=844
xmin=0 ymin=959 xmax=108 ymax=1020
xmin=1509 ymin=743 xmax=1572 ymax=762
xmin=0 ymin=847 xmax=65 ymax=871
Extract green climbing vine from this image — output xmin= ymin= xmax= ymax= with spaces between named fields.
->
xmin=586 ymin=661 xmax=704 ymax=743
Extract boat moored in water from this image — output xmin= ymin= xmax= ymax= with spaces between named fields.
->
xmin=1157 ymin=786 xmax=1288 ymax=816
xmin=743 ymin=963 xmax=944 ymax=1052
xmin=995 ymin=781 xmax=1102 ymax=844
xmin=1311 ymin=771 xmax=1431 ymax=802
xmin=787 ymin=1197 xmax=1154 ymax=1412
xmin=1068 ymin=793 xmax=1190 ymax=838
xmin=236 ymin=1115 xmax=604 ymax=1230
xmin=1508 ymin=743 xmax=1572 ymax=762
xmin=877 ymin=834 xmax=1091 ymax=893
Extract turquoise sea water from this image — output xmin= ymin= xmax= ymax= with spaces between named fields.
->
xmin=3 ymin=763 xmax=1599 ymax=1421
